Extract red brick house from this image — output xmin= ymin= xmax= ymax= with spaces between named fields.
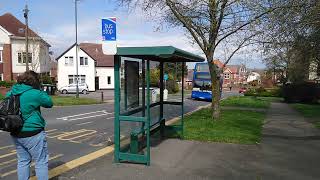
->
xmin=214 ymin=60 xmax=247 ymax=87
xmin=0 ymin=13 xmax=51 ymax=81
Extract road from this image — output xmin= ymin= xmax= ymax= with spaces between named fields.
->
xmin=0 ymin=91 xmax=238 ymax=179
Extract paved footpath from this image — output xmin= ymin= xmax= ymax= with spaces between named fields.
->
xmin=258 ymin=102 xmax=320 ymax=180
xmin=58 ymin=102 xmax=320 ymax=180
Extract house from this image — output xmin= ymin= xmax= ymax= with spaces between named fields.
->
xmin=56 ymin=43 xmax=114 ymax=92
xmin=309 ymin=61 xmax=320 ymax=82
xmin=0 ymin=13 xmax=51 ymax=81
xmin=247 ymin=72 xmax=261 ymax=83
xmin=213 ymin=60 xmax=247 ymax=87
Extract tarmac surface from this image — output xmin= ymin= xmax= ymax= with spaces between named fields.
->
xmin=58 ymin=102 xmax=320 ymax=180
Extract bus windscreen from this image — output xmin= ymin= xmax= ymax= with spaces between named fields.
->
xmin=196 ymin=63 xmax=209 ymax=72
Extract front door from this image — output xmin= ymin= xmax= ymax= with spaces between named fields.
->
xmin=95 ymin=77 xmax=99 ymax=90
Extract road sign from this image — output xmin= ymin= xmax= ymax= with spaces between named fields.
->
xmin=164 ymin=74 xmax=169 ymax=81
xmin=101 ymin=17 xmax=117 ymax=55
xmin=102 ymin=18 xmax=116 ymax=41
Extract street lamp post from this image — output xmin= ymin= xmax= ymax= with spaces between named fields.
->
xmin=23 ymin=4 xmax=29 ymax=72
xmin=75 ymin=0 xmax=80 ymax=98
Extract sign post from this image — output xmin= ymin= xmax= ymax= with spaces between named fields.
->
xmin=102 ymin=17 xmax=117 ymax=55
xmin=163 ymin=73 xmax=169 ymax=101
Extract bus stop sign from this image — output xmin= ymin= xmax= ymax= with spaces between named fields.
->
xmin=102 ymin=18 xmax=116 ymax=41
xmin=164 ymin=74 xmax=169 ymax=81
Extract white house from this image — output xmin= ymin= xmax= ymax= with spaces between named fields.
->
xmin=57 ymin=43 xmax=114 ymax=92
xmin=0 ymin=13 xmax=51 ymax=81
xmin=247 ymin=72 xmax=261 ymax=83
xmin=309 ymin=61 xmax=320 ymax=81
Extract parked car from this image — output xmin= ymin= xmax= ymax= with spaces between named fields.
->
xmin=59 ymin=83 xmax=89 ymax=94
xmin=239 ymin=87 xmax=247 ymax=94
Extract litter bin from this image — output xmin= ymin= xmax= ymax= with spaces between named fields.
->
xmin=151 ymin=89 xmax=157 ymax=103
xmin=41 ymin=84 xmax=56 ymax=95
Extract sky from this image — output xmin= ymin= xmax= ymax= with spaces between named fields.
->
xmin=0 ymin=0 xmax=266 ymax=69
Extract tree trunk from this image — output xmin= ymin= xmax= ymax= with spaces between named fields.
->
xmin=207 ymin=54 xmax=221 ymax=120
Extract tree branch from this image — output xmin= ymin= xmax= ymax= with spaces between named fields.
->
xmin=166 ymin=0 xmax=207 ymax=52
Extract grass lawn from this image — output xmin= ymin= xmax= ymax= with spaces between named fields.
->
xmin=179 ymin=108 xmax=265 ymax=144
xmin=51 ymin=96 xmax=101 ymax=106
xmin=221 ymin=96 xmax=270 ymax=109
xmin=257 ymin=97 xmax=284 ymax=102
xmin=291 ymin=103 xmax=320 ymax=128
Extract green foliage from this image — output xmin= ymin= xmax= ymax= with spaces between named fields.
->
xmin=282 ymin=82 xmax=319 ymax=103
xmin=291 ymin=103 xmax=320 ymax=128
xmin=150 ymin=68 xmax=160 ymax=87
xmin=166 ymin=80 xmax=179 ymax=94
xmin=182 ymin=108 xmax=265 ymax=144
xmin=40 ymin=75 xmax=53 ymax=84
xmin=245 ymin=88 xmax=281 ymax=97
xmin=0 ymin=81 xmax=16 ymax=88
xmin=221 ymin=96 xmax=270 ymax=108
xmin=0 ymin=94 xmax=4 ymax=100
xmin=163 ymin=63 xmax=187 ymax=80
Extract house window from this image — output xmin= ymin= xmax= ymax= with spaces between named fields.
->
xmin=0 ymin=50 xmax=2 ymax=63
xmin=65 ymin=56 xmax=74 ymax=66
xmin=224 ymin=73 xmax=230 ymax=79
xmin=80 ymin=57 xmax=88 ymax=66
xmin=18 ymin=52 xmax=32 ymax=64
xmin=68 ymin=75 xmax=86 ymax=84
xmin=0 ymin=73 xmax=3 ymax=81
xmin=107 ymin=76 xmax=111 ymax=85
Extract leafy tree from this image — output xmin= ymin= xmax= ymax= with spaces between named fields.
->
xmin=261 ymin=0 xmax=320 ymax=84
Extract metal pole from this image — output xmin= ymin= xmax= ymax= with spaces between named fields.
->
xmin=181 ymin=62 xmax=185 ymax=138
xmin=23 ymin=4 xmax=29 ymax=72
xmin=146 ymin=60 xmax=151 ymax=166
xmin=75 ymin=0 xmax=79 ymax=98
xmin=114 ymin=56 xmax=120 ymax=163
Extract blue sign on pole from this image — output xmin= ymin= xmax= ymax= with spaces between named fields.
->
xmin=102 ymin=18 xmax=116 ymax=41
xmin=164 ymin=74 xmax=169 ymax=81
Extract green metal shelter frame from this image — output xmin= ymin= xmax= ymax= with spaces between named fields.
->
xmin=114 ymin=46 xmax=205 ymax=165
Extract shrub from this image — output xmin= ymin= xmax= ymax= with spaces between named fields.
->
xmin=150 ymin=69 xmax=160 ymax=87
xmin=40 ymin=75 xmax=53 ymax=84
xmin=166 ymin=80 xmax=179 ymax=94
xmin=0 ymin=81 xmax=15 ymax=88
xmin=245 ymin=87 xmax=282 ymax=97
xmin=282 ymin=82 xmax=320 ymax=103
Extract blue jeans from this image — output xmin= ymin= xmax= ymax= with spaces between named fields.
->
xmin=12 ymin=131 xmax=49 ymax=180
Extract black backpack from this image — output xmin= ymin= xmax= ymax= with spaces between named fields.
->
xmin=0 ymin=93 xmax=24 ymax=133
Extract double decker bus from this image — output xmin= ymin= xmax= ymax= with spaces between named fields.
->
xmin=191 ymin=63 xmax=223 ymax=101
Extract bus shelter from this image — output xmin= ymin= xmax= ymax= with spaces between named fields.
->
xmin=114 ymin=46 xmax=205 ymax=165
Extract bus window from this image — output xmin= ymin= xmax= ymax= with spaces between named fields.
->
xmin=196 ymin=64 xmax=209 ymax=72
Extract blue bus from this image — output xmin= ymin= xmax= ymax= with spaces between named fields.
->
xmin=191 ymin=63 xmax=212 ymax=101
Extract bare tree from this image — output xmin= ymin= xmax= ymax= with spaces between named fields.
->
xmin=118 ymin=0 xmax=285 ymax=119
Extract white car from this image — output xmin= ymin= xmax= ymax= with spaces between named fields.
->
xmin=59 ymin=84 xmax=89 ymax=94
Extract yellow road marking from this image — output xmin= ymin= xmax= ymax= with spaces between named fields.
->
xmin=1 ymin=154 xmax=64 ymax=178
xmin=30 ymin=145 xmax=114 ymax=180
xmin=0 ymin=145 xmax=14 ymax=150
xmin=0 ymin=150 xmax=16 ymax=159
xmin=59 ymin=130 xmax=96 ymax=141
xmin=47 ymin=129 xmax=88 ymax=138
xmin=46 ymin=129 xmax=58 ymax=133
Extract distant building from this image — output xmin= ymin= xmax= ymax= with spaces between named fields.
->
xmin=309 ymin=61 xmax=320 ymax=82
xmin=247 ymin=72 xmax=261 ymax=83
xmin=0 ymin=13 xmax=51 ymax=81
xmin=213 ymin=60 xmax=247 ymax=87
xmin=56 ymin=43 xmax=114 ymax=92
